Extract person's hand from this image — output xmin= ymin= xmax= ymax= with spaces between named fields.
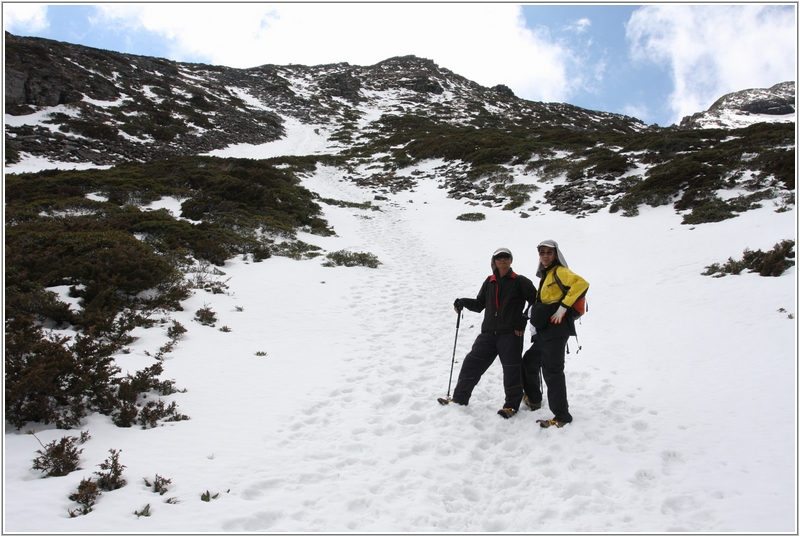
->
xmin=453 ymin=298 xmax=463 ymax=313
xmin=550 ymin=305 xmax=567 ymax=324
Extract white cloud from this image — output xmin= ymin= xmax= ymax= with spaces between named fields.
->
xmin=3 ymin=3 xmax=49 ymax=33
xmin=94 ymin=3 xmax=574 ymax=103
xmin=627 ymin=4 xmax=797 ymax=124
xmin=565 ymin=17 xmax=592 ymax=34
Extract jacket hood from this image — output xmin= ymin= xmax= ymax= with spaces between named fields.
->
xmin=536 ymin=239 xmax=568 ymax=279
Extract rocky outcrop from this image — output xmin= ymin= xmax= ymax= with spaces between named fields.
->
xmin=4 ymin=32 xmax=284 ymax=165
xmin=739 ymin=97 xmax=794 ymax=115
xmin=680 ymin=81 xmax=795 ymax=129
xmin=492 ymin=84 xmax=515 ymax=98
xmin=709 ymin=81 xmax=795 ymax=116
xmin=322 ymin=71 xmax=362 ymax=102
xmin=404 ymin=76 xmax=444 ymax=94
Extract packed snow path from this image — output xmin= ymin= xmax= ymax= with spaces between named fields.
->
xmin=3 ymin=160 xmax=794 ymax=533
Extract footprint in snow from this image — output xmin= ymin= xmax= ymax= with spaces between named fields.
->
xmin=631 ymin=468 xmax=658 ymax=489
xmin=661 ymin=450 xmax=686 ymax=475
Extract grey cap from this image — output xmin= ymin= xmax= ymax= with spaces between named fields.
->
xmin=491 ymin=247 xmax=513 ymax=271
xmin=536 ymin=240 xmax=568 ymax=278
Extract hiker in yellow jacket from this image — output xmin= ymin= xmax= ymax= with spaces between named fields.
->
xmin=522 ymin=239 xmax=589 ymax=428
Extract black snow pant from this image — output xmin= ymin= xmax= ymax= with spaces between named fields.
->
xmin=521 ymin=336 xmax=573 ymax=423
xmin=452 ymin=332 xmax=524 ymax=410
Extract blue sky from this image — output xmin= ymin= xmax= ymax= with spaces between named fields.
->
xmin=3 ymin=3 xmax=796 ymax=127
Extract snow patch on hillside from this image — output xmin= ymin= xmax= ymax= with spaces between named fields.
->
xmin=204 ymin=116 xmax=333 ymax=158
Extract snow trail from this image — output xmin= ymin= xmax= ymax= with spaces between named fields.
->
xmin=206 ymin=168 xmax=732 ymax=532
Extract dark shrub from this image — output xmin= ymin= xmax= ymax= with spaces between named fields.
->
xmin=31 ymin=434 xmax=84 ymax=477
xmin=68 ymin=478 xmax=100 ymax=516
xmin=5 ymin=320 xmax=119 ymax=429
xmin=457 ymin=212 xmax=486 ymax=221
xmin=95 ymin=449 xmax=126 ymax=491
xmin=702 ymin=240 xmax=795 ymax=277
xmin=742 ymin=240 xmax=796 ymax=276
xmin=322 ymin=250 xmax=381 ymax=268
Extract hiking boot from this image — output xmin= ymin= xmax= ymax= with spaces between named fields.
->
xmin=523 ymin=395 xmax=542 ymax=411
xmin=497 ymin=408 xmax=517 ymax=419
xmin=536 ymin=418 xmax=567 ymax=428
xmin=438 ymin=397 xmax=467 ymax=406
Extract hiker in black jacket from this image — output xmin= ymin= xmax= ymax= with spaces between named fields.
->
xmin=442 ymin=247 xmax=538 ymax=418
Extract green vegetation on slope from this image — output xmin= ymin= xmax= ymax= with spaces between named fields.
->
xmin=5 ymin=156 xmax=334 ymax=429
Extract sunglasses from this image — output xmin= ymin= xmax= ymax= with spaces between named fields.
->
xmin=493 ymin=254 xmax=512 ymax=260
xmin=538 ymin=250 xmax=556 ymax=256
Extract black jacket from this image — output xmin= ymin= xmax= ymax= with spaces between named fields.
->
xmin=459 ymin=269 xmax=537 ymax=334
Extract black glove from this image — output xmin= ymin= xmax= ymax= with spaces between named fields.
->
xmin=515 ymin=314 xmax=528 ymax=332
xmin=453 ymin=298 xmax=463 ymax=311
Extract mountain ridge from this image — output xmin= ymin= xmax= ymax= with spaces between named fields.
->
xmin=5 ymin=31 xmax=648 ymax=168
xmin=3 ymin=32 xmax=795 ymax=223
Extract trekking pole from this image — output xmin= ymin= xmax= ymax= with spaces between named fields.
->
xmin=538 ymin=369 xmax=544 ymax=400
xmin=446 ymin=310 xmax=462 ymax=398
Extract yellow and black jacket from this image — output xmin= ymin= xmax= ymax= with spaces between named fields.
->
xmin=537 ymin=264 xmax=589 ymax=308
xmin=530 ymin=264 xmax=589 ymax=340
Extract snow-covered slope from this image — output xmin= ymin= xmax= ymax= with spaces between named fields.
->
xmin=3 ymin=126 xmax=796 ymax=533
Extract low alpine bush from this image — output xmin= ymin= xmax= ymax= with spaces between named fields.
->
xmin=322 ymin=250 xmax=381 ymax=268
xmin=456 ymin=212 xmax=486 ymax=221
xmin=68 ymin=478 xmax=100 ymax=517
xmin=702 ymin=240 xmax=795 ymax=277
xmin=134 ymin=504 xmax=152 ymax=517
xmin=6 ymin=323 xmax=120 ymax=429
xmin=138 ymin=400 xmax=190 ymax=429
xmin=144 ymin=474 xmax=172 ymax=495
xmin=30 ymin=432 xmax=85 ymax=477
xmin=194 ymin=304 xmax=218 ymax=326
xmin=95 ymin=449 xmax=126 ymax=491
